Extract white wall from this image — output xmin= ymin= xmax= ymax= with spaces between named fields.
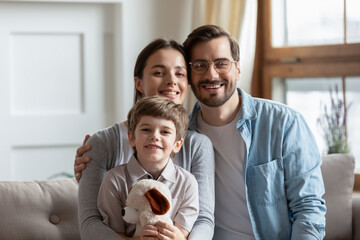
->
xmin=0 ymin=0 xmax=194 ymax=180
xmin=1 ymin=0 xmax=194 ymax=124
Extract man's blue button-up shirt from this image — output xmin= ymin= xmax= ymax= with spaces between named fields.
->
xmin=188 ymin=88 xmax=326 ymax=240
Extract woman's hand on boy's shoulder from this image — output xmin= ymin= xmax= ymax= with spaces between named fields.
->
xmin=74 ymin=134 xmax=91 ymax=182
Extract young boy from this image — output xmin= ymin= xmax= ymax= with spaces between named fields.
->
xmin=97 ymin=96 xmax=199 ymax=239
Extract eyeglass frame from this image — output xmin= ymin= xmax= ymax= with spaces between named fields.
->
xmin=188 ymin=58 xmax=237 ymax=75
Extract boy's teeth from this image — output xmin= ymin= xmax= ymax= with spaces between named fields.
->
xmin=147 ymin=146 xmax=160 ymax=149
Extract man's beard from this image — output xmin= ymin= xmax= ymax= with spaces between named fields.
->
xmin=191 ymin=79 xmax=236 ymax=107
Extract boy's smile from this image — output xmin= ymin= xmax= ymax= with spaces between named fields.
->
xmin=145 ymin=143 xmax=163 ymax=150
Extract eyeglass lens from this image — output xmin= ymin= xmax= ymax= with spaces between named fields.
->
xmin=191 ymin=59 xmax=233 ymax=74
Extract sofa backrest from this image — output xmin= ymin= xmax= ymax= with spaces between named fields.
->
xmin=0 ymin=178 xmax=80 ymax=240
xmin=321 ymin=154 xmax=355 ymax=240
xmin=0 ymin=155 xmax=355 ymax=240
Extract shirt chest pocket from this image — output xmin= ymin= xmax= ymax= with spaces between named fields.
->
xmin=247 ymin=158 xmax=286 ymax=206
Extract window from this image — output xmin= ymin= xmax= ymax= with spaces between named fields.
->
xmin=261 ymin=0 xmax=360 ymax=170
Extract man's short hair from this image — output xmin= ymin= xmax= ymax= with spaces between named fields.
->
xmin=127 ymin=96 xmax=188 ymax=141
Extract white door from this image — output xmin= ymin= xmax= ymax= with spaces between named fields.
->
xmin=0 ymin=2 xmax=116 ymax=180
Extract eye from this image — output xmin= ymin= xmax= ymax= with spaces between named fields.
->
xmin=154 ymin=71 xmax=164 ymax=76
xmin=215 ymin=59 xmax=230 ymax=68
xmin=161 ymin=130 xmax=172 ymax=135
xmin=192 ymin=61 xmax=208 ymax=70
xmin=141 ymin=128 xmax=151 ymax=133
xmin=176 ymin=72 xmax=186 ymax=77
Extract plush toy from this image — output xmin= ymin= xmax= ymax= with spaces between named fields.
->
xmin=122 ymin=179 xmax=173 ymax=237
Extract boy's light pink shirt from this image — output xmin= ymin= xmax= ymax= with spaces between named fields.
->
xmin=97 ymin=155 xmax=199 ymax=236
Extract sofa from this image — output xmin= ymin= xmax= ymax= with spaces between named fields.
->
xmin=0 ymin=154 xmax=359 ymax=240
xmin=321 ymin=154 xmax=360 ymax=240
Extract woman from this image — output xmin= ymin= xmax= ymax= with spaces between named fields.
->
xmin=77 ymin=39 xmax=215 ymax=240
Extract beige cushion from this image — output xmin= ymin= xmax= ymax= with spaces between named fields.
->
xmin=321 ymin=154 xmax=355 ymax=240
xmin=0 ymin=178 xmax=80 ymax=240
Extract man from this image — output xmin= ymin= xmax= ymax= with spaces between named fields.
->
xmin=183 ymin=25 xmax=326 ymax=240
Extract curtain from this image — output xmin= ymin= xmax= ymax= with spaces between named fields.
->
xmin=185 ymin=0 xmax=258 ymax=111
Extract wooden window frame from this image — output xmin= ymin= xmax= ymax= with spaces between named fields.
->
xmin=261 ymin=0 xmax=360 ymax=99
xmin=260 ymin=0 xmax=360 ymax=190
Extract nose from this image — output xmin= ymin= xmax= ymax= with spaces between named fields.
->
xmin=204 ymin=62 xmax=219 ymax=79
xmin=150 ymin=131 xmax=160 ymax=141
xmin=166 ymin=73 xmax=177 ymax=86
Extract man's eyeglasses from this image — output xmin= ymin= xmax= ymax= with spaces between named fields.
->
xmin=189 ymin=59 xmax=237 ymax=75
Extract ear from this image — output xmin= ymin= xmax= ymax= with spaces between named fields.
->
xmin=144 ymin=188 xmax=170 ymax=215
xmin=236 ymin=62 xmax=241 ymax=74
xmin=236 ymin=61 xmax=241 ymax=75
xmin=172 ymin=138 xmax=183 ymax=154
xmin=134 ymin=76 xmax=144 ymax=94
xmin=128 ymin=131 xmax=136 ymax=147
xmin=233 ymin=61 xmax=241 ymax=82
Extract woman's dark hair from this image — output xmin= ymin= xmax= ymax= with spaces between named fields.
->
xmin=133 ymin=39 xmax=186 ymax=104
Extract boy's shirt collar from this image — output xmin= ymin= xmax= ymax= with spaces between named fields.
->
xmin=127 ymin=154 xmax=176 ymax=183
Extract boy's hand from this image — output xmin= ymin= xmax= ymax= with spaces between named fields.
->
xmin=74 ymin=134 xmax=91 ymax=182
xmin=141 ymin=225 xmax=159 ymax=239
xmin=155 ymin=221 xmax=187 ymax=240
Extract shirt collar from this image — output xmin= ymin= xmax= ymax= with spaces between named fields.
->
xmin=159 ymin=159 xmax=176 ymax=183
xmin=127 ymin=155 xmax=148 ymax=181
xmin=127 ymin=154 xmax=177 ymax=183
xmin=188 ymin=88 xmax=257 ymax=131
xmin=238 ymin=88 xmax=257 ymax=121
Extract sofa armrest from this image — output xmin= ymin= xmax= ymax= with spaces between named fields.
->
xmin=353 ymin=192 xmax=360 ymax=240
xmin=322 ymin=154 xmax=355 ymax=240
xmin=0 ymin=178 xmax=80 ymax=240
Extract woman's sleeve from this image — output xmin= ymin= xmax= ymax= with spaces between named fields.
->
xmin=188 ymin=133 xmax=215 ymax=240
xmin=78 ymin=132 xmax=123 ymax=240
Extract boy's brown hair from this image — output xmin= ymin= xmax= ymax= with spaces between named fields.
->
xmin=127 ymin=96 xmax=189 ymax=142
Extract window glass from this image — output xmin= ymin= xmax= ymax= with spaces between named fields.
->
xmin=272 ymin=77 xmax=360 ymax=170
xmin=347 ymin=0 xmax=360 ymax=43
xmin=272 ymin=0 xmax=344 ymax=47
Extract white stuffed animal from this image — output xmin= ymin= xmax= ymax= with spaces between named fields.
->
xmin=122 ymin=179 xmax=173 ymax=237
